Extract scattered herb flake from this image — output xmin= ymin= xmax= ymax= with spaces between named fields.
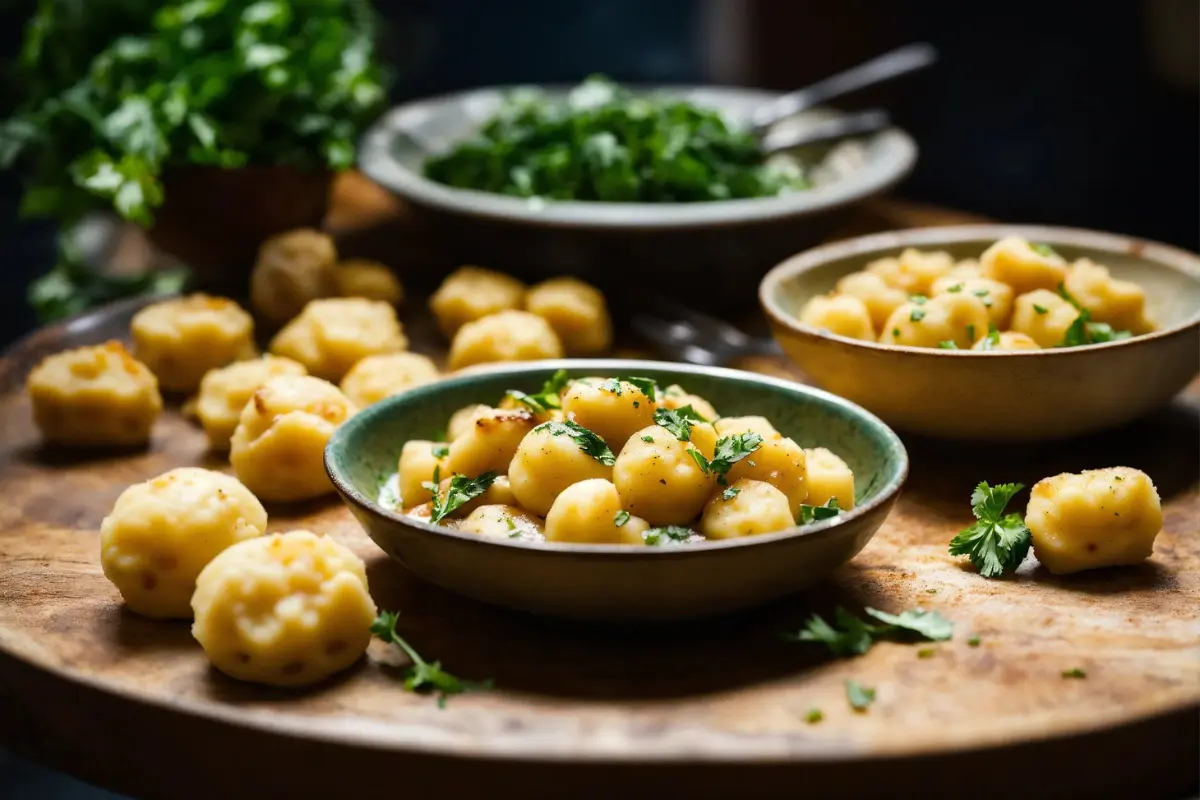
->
xmin=430 ymin=472 xmax=499 ymax=523
xmin=937 ymin=340 xmax=959 ymax=349
xmin=917 ymin=647 xmax=936 ymax=659
xmin=1033 ymin=304 xmax=1048 ymax=315
xmin=1062 ymin=668 xmax=1087 ymax=679
xmin=1031 ymin=242 xmax=1060 ymax=258
xmin=372 ymin=611 xmax=493 ymax=707
xmin=643 ymin=525 xmax=692 ymax=546
xmin=613 ymin=510 xmax=631 ymax=527
xmin=804 ymin=708 xmax=824 ymax=724
xmin=535 ymin=420 xmax=616 ymax=465
xmin=722 ymin=485 xmax=740 ymax=501
xmin=948 ymin=482 xmax=1031 ymax=578
xmin=621 ymin=376 xmax=659 ymax=401
xmin=781 ymin=604 xmax=952 ymax=657
xmin=432 ymin=444 xmax=450 ymax=459
xmin=968 ymin=636 xmax=981 ymax=647
xmin=966 ymin=324 xmax=976 ymax=342
xmin=798 ymin=497 xmax=841 ymax=525
xmin=946 ymin=283 xmax=963 ymax=293
xmin=641 ymin=435 xmax=655 ymax=443
xmin=653 ymin=405 xmax=709 ymax=441
xmin=864 ymin=607 xmax=954 ymax=641
xmin=845 ymin=679 xmax=876 ymax=712
xmin=507 ymin=369 xmax=570 ymax=413
xmin=707 ymin=432 xmax=763 ymax=482
xmin=911 ymin=294 xmax=927 ymax=305
xmin=505 ymin=516 xmax=516 ymax=531
xmin=910 ymin=308 xmax=927 ymax=322
xmin=892 ymin=328 xmax=901 ymax=338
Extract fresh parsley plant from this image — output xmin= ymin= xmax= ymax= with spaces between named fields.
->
xmin=372 ymin=611 xmax=493 ymax=707
xmin=947 ymin=482 xmax=1032 ymax=578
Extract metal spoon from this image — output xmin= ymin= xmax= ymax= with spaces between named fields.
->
xmin=758 ymin=108 xmax=891 ymax=155
xmin=750 ymin=42 xmax=938 ymax=134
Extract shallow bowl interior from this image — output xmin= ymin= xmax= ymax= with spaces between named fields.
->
xmin=326 ymin=359 xmax=907 ymax=622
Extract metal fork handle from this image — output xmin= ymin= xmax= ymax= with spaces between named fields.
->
xmin=759 ymin=109 xmax=891 ymax=155
xmin=749 ymin=42 xmax=937 ymax=133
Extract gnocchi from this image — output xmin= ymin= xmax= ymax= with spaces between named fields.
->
xmin=797 ymin=294 xmax=875 ymax=341
xmin=131 ymin=294 xmax=256 ymax=393
xmin=333 ymin=259 xmax=404 ymax=306
xmin=339 ymin=352 xmax=440 ymax=408
xmin=430 ymin=266 xmax=526 ymax=337
xmin=191 ymin=530 xmax=376 ymax=687
xmin=524 ymin=276 xmax=613 ymax=355
xmin=195 ymin=355 xmax=307 ymax=450
xmin=250 ymin=228 xmax=338 ymax=326
xmin=269 ymin=297 xmax=408 ymax=381
xmin=447 ymin=310 xmax=564 ymax=371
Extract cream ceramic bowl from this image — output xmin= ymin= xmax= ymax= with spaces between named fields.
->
xmin=760 ymin=225 xmax=1200 ymax=441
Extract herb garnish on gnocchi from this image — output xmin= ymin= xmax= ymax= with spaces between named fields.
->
xmin=384 ymin=371 xmax=857 ymax=545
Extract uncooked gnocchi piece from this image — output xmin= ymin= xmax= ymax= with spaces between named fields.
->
xmin=881 ymin=292 xmax=990 ymax=349
xmin=195 ymin=355 xmax=307 ymax=450
xmin=1009 ymin=289 xmax=1081 ymax=348
xmin=269 ymin=297 xmax=408 ymax=381
xmin=447 ymin=310 xmax=563 ymax=371
xmin=131 ymin=294 xmax=256 ymax=393
xmin=1025 ymin=467 xmax=1162 ymax=575
xmin=699 ymin=479 xmax=795 ymax=539
xmin=333 ymin=259 xmax=404 ymax=306
xmin=835 ymin=271 xmax=909 ymax=331
xmin=797 ymin=294 xmax=875 ymax=341
xmin=524 ymin=277 xmax=612 ymax=355
xmin=458 ymin=504 xmax=545 ymax=539
xmin=980 ymin=236 xmax=1067 ymax=296
xmin=868 ymin=248 xmax=953 ymax=295
xmin=1063 ymin=258 xmax=1154 ymax=334
xmin=250 ymin=228 xmax=338 ymax=326
xmin=100 ymin=468 xmax=267 ymax=619
xmin=430 ymin=266 xmax=526 ymax=337
xmin=930 ymin=275 xmax=1015 ymax=330
xmin=397 ymin=440 xmax=449 ymax=506
xmin=338 ymin=352 xmax=439 ymax=408
xmin=508 ymin=422 xmax=615 ymax=515
xmin=805 ymin=447 xmax=856 ymax=510
xmin=229 ymin=375 xmax=357 ymax=502
xmin=27 ymin=341 xmax=162 ymax=446
xmin=445 ymin=407 xmax=536 ymax=476
xmin=544 ymin=479 xmax=648 ymax=544
xmin=971 ymin=330 xmax=1041 ymax=351
xmin=191 ymin=530 xmax=376 ymax=687
xmin=612 ymin=424 xmax=715 ymax=526
xmin=561 ymin=378 xmax=657 ymax=455
xmin=659 ymin=385 xmax=719 ymax=422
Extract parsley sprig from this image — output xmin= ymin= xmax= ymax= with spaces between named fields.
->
xmin=689 ymin=432 xmax=763 ymax=485
xmin=506 ymin=369 xmax=569 ymax=413
xmin=797 ymin=497 xmax=840 ymax=524
xmin=653 ymin=404 xmax=708 ymax=441
xmin=781 ymin=606 xmax=954 ymax=657
xmin=1056 ymin=284 xmax=1132 ymax=346
xmin=427 ymin=470 xmax=499 ymax=524
xmin=535 ymin=420 xmax=615 ymax=465
xmin=947 ymin=482 xmax=1032 ymax=578
xmin=372 ymin=611 xmax=493 ymax=708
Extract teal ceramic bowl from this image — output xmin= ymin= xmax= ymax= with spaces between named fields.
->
xmin=325 ymin=360 xmax=907 ymax=622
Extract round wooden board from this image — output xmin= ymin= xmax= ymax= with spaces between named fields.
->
xmin=1 ymin=299 xmax=1197 ymax=800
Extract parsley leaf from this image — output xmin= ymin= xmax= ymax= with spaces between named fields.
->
xmin=781 ymin=607 xmax=882 ymax=656
xmin=653 ymin=404 xmax=709 ymax=441
xmin=976 ymin=324 xmax=1001 ymax=351
xmin=910 ymin=308 xmax=927 ymax=322
xmin=600 ymin=378 xmax=623 ymax=395
xmin=966 ymin=324 xmax=976 ymax=342
xmin=506 ymin=369 xmax=569 ymax=413
xmin=864 ymin=607 xmax=954 ymax=641
xmin=430 ymin=472 xmax=499 ymax=523
xmin=945 ymin=283 xmax=963 ymax=293
xmin=643 ymin=525 xmax=693 ymax=546
xmin=640 ymin=434 xmax=655 ymax=443
xmin=845 ymin=679 xmax=876 ymax=711
xmin=1055 ymin=287 xmax=1133 ymax=346
xmin=1083 ymin=322 xmax=1133 ymax=344
xmin=805 ymin=708 xmax=823 ymax=724
xmin=707 ymin=432 xmax=764 ymax=483
xmin=620 ymin=376 xmax=659 ymax=401
xmin=372 ymin=611 xmax=493 ymax=707
xmin=1030 ymin=242 xmax=1060 ymax=258
xmin=947 ymin=481 xmax=1032 ymax=578
xmin=613 ymin=510 xmax=630 ymax=527
xmin=1062 ymin=668 xmax=1087 ymax=679
xmin=1033 ymin=304 xmax=1048 ymax=315
xmin=535 ymin=420 xmax=616 ymax=465
xmin=937 ymin=340 xmax=959 ymax=349
xmin=1060 ymin=308 xmax=1092 ymax=347
xmin=797 ymin=497 xmax=840 ymax=525
xmin=722 ymin=485 xmax=740 ymax=501
xmin=432 ymin=444 xmax=450 ymax=459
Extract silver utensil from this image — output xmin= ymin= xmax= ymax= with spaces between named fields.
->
xmin=750 ymin=43 xmax=938 ymax=134
xmin=759 ymin=108 xmax=891 ymax=156
xmin=631 ymin=298 xmax=783 ymax=367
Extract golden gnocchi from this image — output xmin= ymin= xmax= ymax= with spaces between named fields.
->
xmin=131 ymin=294 xmax=256 ymax=393
xmin=447 ymin=310 xmax=563 ymax=371
xmin=338 ymin=352 xmax=440 ymax=408
xmin=250 ymin=228 xmax=338 ymax=326
xmin=269 ymin=297 xmax=408 ymax=382
xmin=430 ymin=266 xmax=526 ymax=337
xmin=195 ymin=355 xmax=307 ymax=450
xmin=524 ymin=276 xmax=613 ymax=355
xmin=333 ymin=259 xmax=404 ymax=306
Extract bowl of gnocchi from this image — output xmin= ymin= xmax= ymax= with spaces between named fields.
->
xmin=325 ymin=360 xmax=907 ymax=622
xmin=761 ymin=225 xmax=1200 ymax=441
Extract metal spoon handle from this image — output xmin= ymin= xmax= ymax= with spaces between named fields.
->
xmin=759 ymin=108 xmax=890 ymax=155
xmin=750 ymin=43 xmax=937 ymax=133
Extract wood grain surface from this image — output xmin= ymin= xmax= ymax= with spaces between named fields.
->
xmin=1 ymin=191 xmax=1197 ymax=799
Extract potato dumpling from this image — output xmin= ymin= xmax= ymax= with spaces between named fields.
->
xmin=980 ymin=236 xmax=1067 ymax=296
xmin=100 ymin=468 xmax=267 ymax=619
xmin=1009 ymin=289 xmax=1081 ymax=348
xmin=525 ymin=276 xmax=612 ymax=355
xmin=430 ymin=266 xmax=526 ymax=337
xmin=726 ymin=435 xmax=808 ymax=512
xmin=544 ymin=478 xmax=648 ymax=544
xmin=612 ymin=425 xmax=714 ymax=526
xmin=447 ymin=310 xmax=563 ymax=371
xmin=195 ymin=355 xmax=307 ymax=450
xmin=458 ymin=504 xmax=545 ymax=539
xmin=508 ymin=423 xmax=615 ymax=516
xmin=868 ymin=248 xmax=953 ymax=295
xmin=447 ymin=403 xmax=489 ymax=441
xmin=191 ymin=530 xmax=376 ymax=688
xmin=660 ymin=385 xmax=719 ymax=422
xmin=797 ymin=294 xmax=875 ymax=341
xmin=930 ymin=275 xmax=1015 ymax=330
xmin=397 ymin=440 xmax=449 ymax=506
xmin=881 ymin=292 xmax=989 ymax=349
xmin=131 ymin=294 xmax=256 ymax=393
xmin=805 ymin=447 xmax=856 ymax=509
xmin=971 ymin=330 xmax=1041 ymax=351
xmin=835 ymin=271 xmax=909 ymax=331
xmin=229 ymin=375 xmax=357 ymax=502
xmin=715 ymin=416 xmax=780 ymax=440
xmin=561 ymin=378 xmax=657 ymax=455
xmin=250 ymin=228 xmax=338 ymax=326
xmin=445 ymin=407 xmax=536 ymax=476
xmin=27 ymin=341 xmax=162 ymax=446
xmin=699 ymin=479 xmax=794 ymax=540
xmin=948 ymin=259 xmax=982 ymax=280
xmin=269 ymin=297 xmax=408 ymax=381
xmin=1063 ymin=258 xmax=1154 ymax=334
xmin=338 ymin=352 xmax=439 ymax=408
xmin=1025 ymin=467 xmax=1163 ymax=575
xmin=333 ymin=259 xmax=403 ymax=306
xmin=434 ymin=474 xmax=518 ymax=518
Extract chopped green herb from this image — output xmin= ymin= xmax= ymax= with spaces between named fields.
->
xmin=643 ymin=525 xmax=692 ymax=546
xmin=507 ymin=369 xmax=570 ymax=413
xmin=641 ymin=435 xmax=655 ymax=443
xmin=1030 ymin=242 xmax=1060 ymax=258
xmin=722 ymin=485 xmax=740 ymax=501
xmin=910 ymin=308 xmax=927 ymax=322
xmin=1084 ymin=322 xmax=1133 ymax=344
xmin=781 ymin=605 xmax=953 ymax=657
xmin=966 ymin=324 xmax=976 ymax=342
xmin=968 ymin=636 xmax=981 ymax=647
xmin=432 ymin=444 xmax=450 ymax=459
xmin=702 ymin=432 xmax=764 ymax=484
xmin=535 ymin=420 xmax=616 ymax=465
xmin=1062 ymin=668 xmax=1087 ymax=679
xmin=373 ymin=611 xmax=493 ymax=707
xmin=845 ymin=679 xmax=876 ymax=712
xmin=804 ymin=708 xmax=824 ymax=724
xmin=910 ymin=294 xmax=927 ymax=305
xmin=430 ymin=472 xmax=499 ymax=523
xmin=975 ymin=324 xmax=1002 ymax=351
xmin=946 ymin=283 xmax=963 ymax=293
xmin=948 ymin=482 xmax=1031 ymax=578
xmin=892 ymin=328 xmax=901 ymax=338
xmin=925 ymin=588 xmax=938 ymax=594
xmin=937 ymin=340 xmax=959 ymax=350
xmin=1114 ymin=476 xmax=1124 ymax=481
xmin=797 ymin=497 xmax=840 ymax=525
xmin=917 ymin=647 xmax=936 ymax=659
xmin=1056 ymin=282 xmax=1083 ymax=309
xmin=505 ymin=516 xmax=516 ymax=531
xmin=632 ymin=401 xmax=639 ymax=408
xmin=653 ymin=405 xmax=709 ymax=441
xmin=864 ymin=607 xmax=954 ymax=641
xmin=1060 ymin=308 xmax=1092 ymax=347
xmin=621 ymin=376 xmax=659 ymax=401
xmin=972 ymin=288 xmax=990 ymax=297
xmin=600 ymin=378 xmax=623 ymax=395
xmin=1033 ymin=304 xmax=1049 ymax=315
xmin=613 ymin=510 xmax=631 ymax=527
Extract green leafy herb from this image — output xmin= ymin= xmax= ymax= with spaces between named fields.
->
xmin=910 ymin=294 xmax=927 ymax=305
xmin=968 ymin=636 xmax=981 ymax=647
xmin=1030 ymin=242 xmax=1060 ymax=258
xmin=910 ymin=308 xmax=927 ymax=322
xmin=945 ymin=283 xmax=963 ymax=293
xmin=613 ymin=510 xmax=630 ymax=527
xmin=782 ymin=605 xmax=954 ymax=657
xmin=937 ymin=340 xmax=959 ymax=349
xmin=972 ymin=288 xmax=990 ymax=297
xmin=505 ymin=516 xmax=516 ymax=532
xmin=1033 ymin=304 xmax=1048 ymax=315
xmin=372 ymin=611 xmax=493 ymax=708
xmin=432 ymin=444 xmax=450 ymax=459
xmin=507 ymin=369 xmax=570 ymax=413
xmin=948 ymin=482 xmax=1032 ymax=578
xmin=917 ymin=647 xmax=936 ymax=659
xmin=600 ymin=378 xmax=623 ymax=395
xmin=1056 ymin=282 xmax=1083 ymax=308
xmin=535 ymin=420 xmax=616 ymax=465
xmin=1083 ymin=322 xmax=1133 ymax=344
xmin=892 ymin=328 xmax=901 ymax=338
xmin=28 ymin=248 xmax=187 ymax=324
xmin=845 ymin=679 xmax=876 ymax=712
xmin=430 ymin=472 xmax=499 ymax=524
xmin=621 ymin=376 xmax=659 ymax=401
xmin=864 ymin=608 xmax=954 ymax=641
xmin=1060 ymin=309 xmax=1092 ymax=347
xmin=797 ymin=497 xmax=841 ymax=525
xmin=966 ymin=324 xmax=976 ymax=342
xmin=653 ymin=405 xmax=709 ymax=442
xmin=975 ymin=324 xmax=1002 ymax=351
xmin=721 ymin=485 xmax=740 ymax=501
xmin=643 ymin=525 xmax=693 ymax=546
xmin=641 ymin=435 xmax=655 ymax=443
xmin=704 ymin=432 xmax=764 ymax=484
xmin=423 ymin=75 xmax=810 ymax=203
xmin=1062 ymin=668 xmax=1087 ymax=679
xmin=804 ymin=708 xmax=823 ymax=724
